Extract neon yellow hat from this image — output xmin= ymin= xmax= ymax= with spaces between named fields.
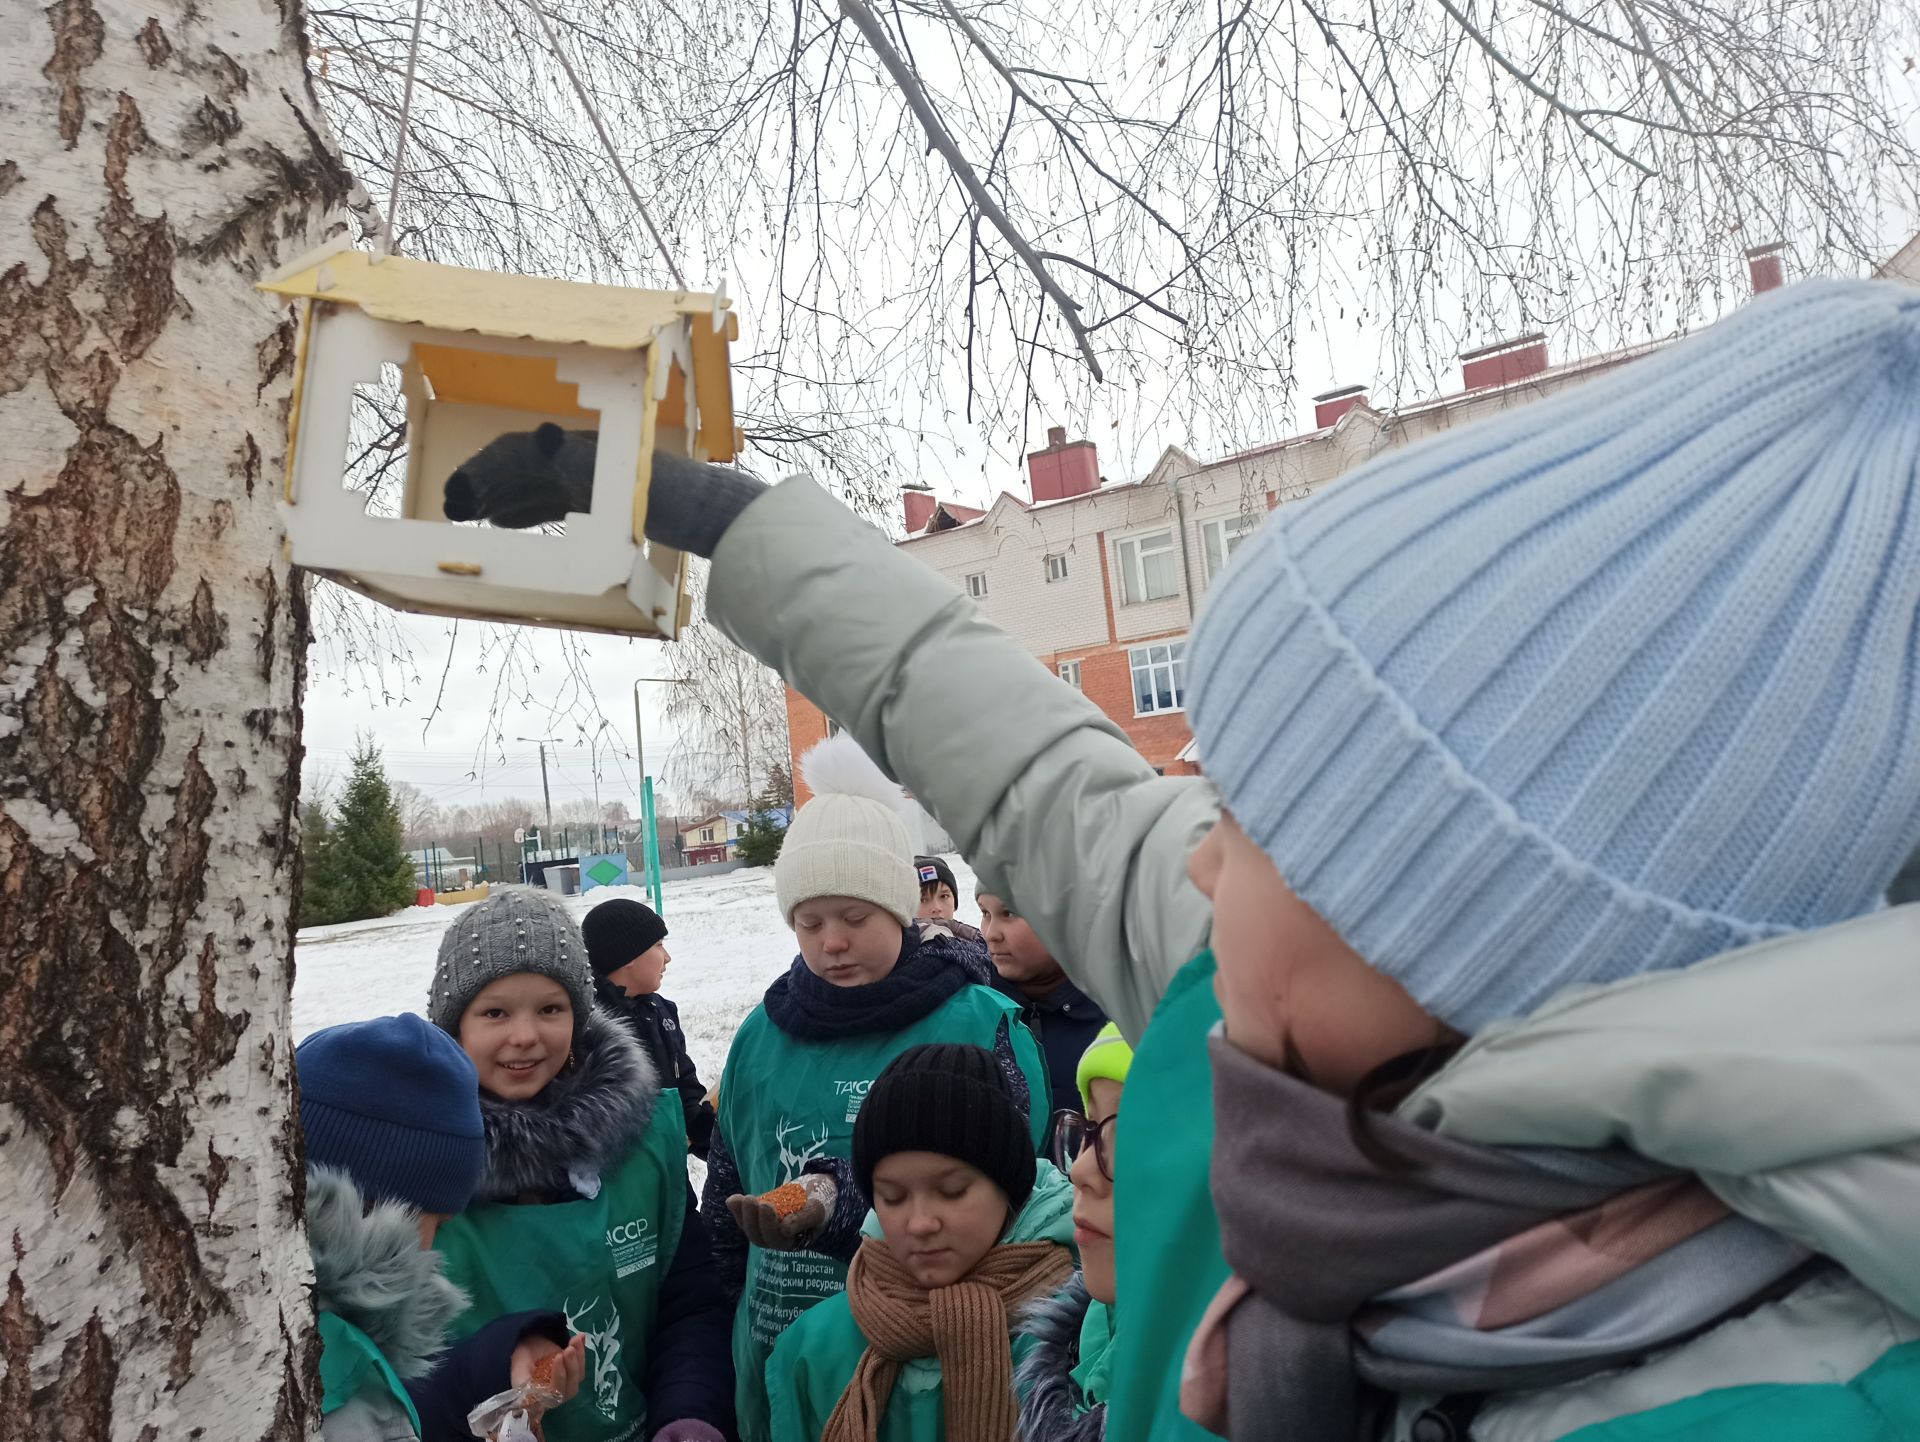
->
xmin=1074 ymin=1023 xmax=1134 ymax=1111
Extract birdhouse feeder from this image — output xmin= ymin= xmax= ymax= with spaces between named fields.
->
xmin=256 ymin=241 xmax=742 ymax=638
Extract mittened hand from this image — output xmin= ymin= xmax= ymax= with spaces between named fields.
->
xmin=650 ymin=1422 xmax=726 ymax=1442
xmin=725 ymin=1173 xmax=836 ymax=1250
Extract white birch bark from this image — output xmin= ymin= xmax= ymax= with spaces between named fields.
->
xmin=1 ymin=0 xmax=349 ymax=1432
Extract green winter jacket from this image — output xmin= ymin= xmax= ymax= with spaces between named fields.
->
xmin=708 ymin=477 xmax=1222 ymax=1442
xmin=719 ymin=980 xmax=1051 ymax=1442
xmin=1394 ymin=906 xmax=1920 ymax=1441
xmin=764 ymin=1161 xmax=1078 ymax=1442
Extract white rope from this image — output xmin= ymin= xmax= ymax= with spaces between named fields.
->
xmin=377 ymin=0 xmax=431 ymax=258
xmin=523 ymin=0 xmax=689 ymax=292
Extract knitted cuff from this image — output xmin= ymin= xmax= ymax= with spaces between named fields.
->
xmin=644 ymin=452 xmax=769 ymax=558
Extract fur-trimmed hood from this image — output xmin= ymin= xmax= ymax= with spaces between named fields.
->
xmin=1017 ymin=1274 xmax=1107 ymax=1442
xmin=475 ymin=1005 xmax=660 ymax=1202
xmin=308 ymin=1166 xmax=466 ymax=1380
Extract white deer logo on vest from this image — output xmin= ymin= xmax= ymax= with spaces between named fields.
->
xmin=563 ymin=1294 xmax=624 ymax=1420
xmin=773 ymin=1117 xmax=831 ymax=1185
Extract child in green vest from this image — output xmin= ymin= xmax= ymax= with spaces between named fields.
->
xmin=636 ymin=278 xmax=1920 ymax=1440
xmin=1019 ymin=1024 xmax=1132 ymax=1441
xmin=765 ymin=1044 xmax=1076 ymax=1442
xmin=298 ymin=1014 xmax=583 ymax=1442
xmin=426 ymin=890 xmax=734 ymax=1442
xmin=702 ymin=734 xmax=1052 ymax=1441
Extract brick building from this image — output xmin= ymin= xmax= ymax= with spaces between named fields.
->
xmin=785 ymin=248 xmax=1842 ymax=801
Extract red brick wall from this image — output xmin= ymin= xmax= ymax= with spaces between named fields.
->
xmin=1068 ymin=638 xmax=1196 ymax=772
xmin=786 ymin=687 xmax=833 ymax=804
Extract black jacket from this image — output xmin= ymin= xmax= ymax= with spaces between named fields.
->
xmin=992 ymin=972 xmax=1108 ymax=1128
xmin=407 ymin=1311 xmax=570 ymax=1442
xmin=594 ymin=980 xmax=716 ymax=1158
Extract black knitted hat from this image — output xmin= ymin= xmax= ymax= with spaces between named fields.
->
xmin=853 ymin=1043 xmax=1036 ymax=1209
xmin=581 ymin=898 xmax=669 ymax=977
xmin=914 ymin=856 xmax=959 ymax=900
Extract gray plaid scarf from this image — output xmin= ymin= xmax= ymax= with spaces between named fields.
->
xmin=1200 ymin=1033 xmax=1809 ymax=1441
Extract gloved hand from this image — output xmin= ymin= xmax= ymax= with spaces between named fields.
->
xmin=651 ymin=1422 xmax=726 ymax=1442
xmin=725 ymin=1173 xmax=837 ymax=1251
xmin=642 ymin=451 xmax=768 ymax=558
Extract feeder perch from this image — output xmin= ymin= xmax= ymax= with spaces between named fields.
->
xmin=256 ymin=241 xmax=744 ymax=638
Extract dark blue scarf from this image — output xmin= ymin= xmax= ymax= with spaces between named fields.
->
xmin=763 ymin=925 xmax=981 ymax=1040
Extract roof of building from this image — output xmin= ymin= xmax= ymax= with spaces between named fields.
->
xmin=682 ymin=807 xmax=792 ymax=833
xmin=896 ymin=332 xmax=1666 ymax=540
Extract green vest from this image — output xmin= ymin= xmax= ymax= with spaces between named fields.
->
xmin=318 ymin=1309 xmax=421 ymax=1434
xmin=1070 ymin=1299 xmax=1116 ymax=1413
xmin=763 ymin=1162 xmax=1076 ymax=1442
xmin=434 ymin=1098 xmax=688 ymax=1442
xmin=720 ymin=985 xmax=1050 ymax=1442
xmin=1562 ymin=1338 xmax=1920 ymax=1441
xmin=1105 ymin=948 xmax=1228 ymax=1442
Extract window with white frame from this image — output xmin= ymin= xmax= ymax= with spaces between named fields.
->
xmin=1114 ymin=529 xmax=1178 ymax=605
xmin=1201 ymin=512 xmax=1261 ymax=581
xmin=1057 ymin=659 xmax=1082 ymax=689
xmin=1044 ymin=553 xmax=1069 ymax=583
xmin=965 ymin=571 xmax=989 ymax=599
xmin=1129 ymin=640 xmax=1187 ymax=716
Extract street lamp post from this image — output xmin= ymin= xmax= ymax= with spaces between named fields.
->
xmin=514 ymin=736 xmax=563 ymax=886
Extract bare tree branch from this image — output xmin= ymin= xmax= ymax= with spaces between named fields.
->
xmin=838 ymin=0 xmax=1107 ymax=381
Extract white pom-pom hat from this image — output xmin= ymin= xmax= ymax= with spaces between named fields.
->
xmin=774 ymin=733 xmax=922 ymax=926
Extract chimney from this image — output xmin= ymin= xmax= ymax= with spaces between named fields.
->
xmin=1027 ymin=425 xmax=1100 ymax=504
xmin=1460 ymin=333 xmax=1549 ymax=391
xmin=1312 ymin=384 xmax=1368 ymax=429
xmin=1746 ymin=241 xmax=1788 ymax=295
xmin=902 ymin=487 xmax=937 ymax=534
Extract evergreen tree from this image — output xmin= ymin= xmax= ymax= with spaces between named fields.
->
xmin=326 ymin=738 xmax=420 ymax=922
xmin=765 ymin=761 xmax=796 ymax=809
xmin=296 ymin=802 xmax=345 ymax=929
xmin=734 ymin=796 xmax=789 ymax=868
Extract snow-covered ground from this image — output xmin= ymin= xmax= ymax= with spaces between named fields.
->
xmin=293 ymin=856 xmax=982 ymax=1093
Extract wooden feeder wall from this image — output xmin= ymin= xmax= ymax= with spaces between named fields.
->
xmin=259 ymin=243 xmax=743 ymax=639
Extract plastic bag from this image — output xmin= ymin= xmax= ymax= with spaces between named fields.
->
xmin=466 ymin=1375 xmax=564 ymax=1442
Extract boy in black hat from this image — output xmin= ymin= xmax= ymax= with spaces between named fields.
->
xmin=582 ymin=897 xmax=716 ymax=1158
xmin=914 ymin=855 xmax=984 ymax=944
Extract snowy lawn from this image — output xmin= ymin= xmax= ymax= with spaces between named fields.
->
xmin=293 ymin=856 xmax=981 ymax=1189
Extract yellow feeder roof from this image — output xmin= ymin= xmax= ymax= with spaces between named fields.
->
xmin=258 ymin=241 xmax=735 ymax=350
xmin=258 ymin=241 xmax=742 ymax=461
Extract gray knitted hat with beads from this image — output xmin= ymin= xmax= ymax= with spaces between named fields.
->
xmin=428 ymin=889 xmax=596 ymax=1048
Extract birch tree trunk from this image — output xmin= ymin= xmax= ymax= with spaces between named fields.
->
xmin=0 ymin=0 xmax=352 ymax=1432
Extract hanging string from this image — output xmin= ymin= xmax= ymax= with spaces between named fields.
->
xmin=377 ymin=0 xmax=431 ymax=258
xmin=522 ymin=0 xmax=689 ymax=292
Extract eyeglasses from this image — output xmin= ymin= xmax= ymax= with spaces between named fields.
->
xmin=1048 ymin=1109 xmax=1117 ymax=1182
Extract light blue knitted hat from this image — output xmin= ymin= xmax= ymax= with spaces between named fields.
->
xmin=1189 ymin=278 xmax=1920 ymax=1033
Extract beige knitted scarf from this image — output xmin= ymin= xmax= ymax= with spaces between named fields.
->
xmin=823 ymin=1235 xmax=1074 ymax=1442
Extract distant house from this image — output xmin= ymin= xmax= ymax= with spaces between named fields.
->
xmin=680 ymin=808 xmax=792 ymax=866
xmin=410 ymin=847 xmax=474 ymax=889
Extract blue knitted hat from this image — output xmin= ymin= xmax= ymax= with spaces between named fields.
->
xmin=297 ymin=1014 xmax=485 ymax=1214
xmin=1190 ymin=278 xmax=1920 ymax=1033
